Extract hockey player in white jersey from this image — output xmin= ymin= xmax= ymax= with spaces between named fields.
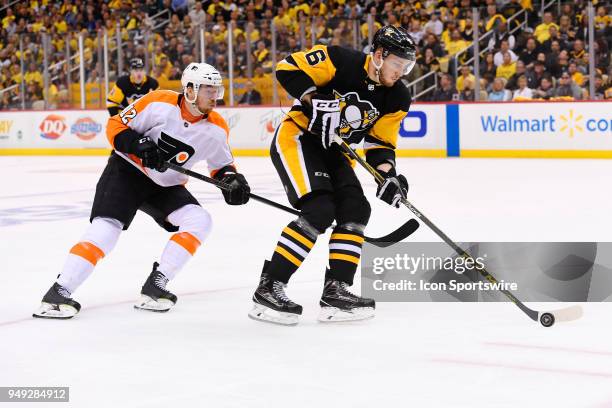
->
xmin=33 ymin=63 xmax=250 ymax=319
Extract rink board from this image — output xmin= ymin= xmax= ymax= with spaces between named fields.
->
xmin=0 ymin=101 xmax=610 ymax=158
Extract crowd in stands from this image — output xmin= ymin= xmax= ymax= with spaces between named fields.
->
xmin=0 ymin=0 xmax=610 ymax=109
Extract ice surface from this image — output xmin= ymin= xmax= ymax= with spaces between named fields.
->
xmin=1 ymin=156 xmax=611 ymax=407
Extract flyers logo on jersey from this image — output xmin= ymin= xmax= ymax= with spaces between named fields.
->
xmin=333 ymin=91 xmax=379 ymax=136
xmin=39 ymin=114 xmax=67 ymax=140
xmin=158 ymin=131 xmax=195 ymax=166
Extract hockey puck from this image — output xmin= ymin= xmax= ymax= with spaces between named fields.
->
xmin=539 ymin=312 xmax=555 ymax=327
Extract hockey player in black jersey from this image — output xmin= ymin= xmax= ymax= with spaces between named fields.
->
xmin=248 ymin=26 xmax=417 ymax=325
xmin=106 ymin=58 xmax=159 ymax=116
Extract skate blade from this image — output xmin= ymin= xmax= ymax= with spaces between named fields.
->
xmin=318 ymin=307 xmax=375 ymax=323
xmin=133 ymin=295 xmax=174 ymax=313
xmin=248 ymin=303 xmax=299 ymax=326
xmin=32 ymin=302 xmax=78 ymax=319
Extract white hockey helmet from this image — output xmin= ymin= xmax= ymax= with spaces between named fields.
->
xmin=181 ymin=62 xmax=225 ymax=104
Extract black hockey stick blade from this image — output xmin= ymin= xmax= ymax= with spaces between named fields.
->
xmin=366 ymin=219 xmax=419 ymax=247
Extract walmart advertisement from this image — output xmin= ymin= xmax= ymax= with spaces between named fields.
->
xmin=0 ymin=102 xmax=610 ymax=157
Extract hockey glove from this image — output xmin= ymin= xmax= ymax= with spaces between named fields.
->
xmin=219 ymin=172 xmax=251 ymax=205
xmin=376 ymin=169 xmax=409 ymax=208
xmin=132 ymin=136 xmax=167 ymax=172
xmin=304 ymin=94 xmax=341 ymax=149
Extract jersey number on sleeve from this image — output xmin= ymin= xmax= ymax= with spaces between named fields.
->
xmin=305 ymin=49 xmax=327 ymax=66
xmin=119 ymin=106 xmax=137 ymax=125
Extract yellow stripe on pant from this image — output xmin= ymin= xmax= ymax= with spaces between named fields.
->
xmin=275 ymin=119 xmax=310 ymax=197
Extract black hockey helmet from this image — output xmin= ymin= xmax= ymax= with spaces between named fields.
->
xmin=130 ymin=58 xmax=145 ymax=70
xmin=372 ymin=25 xmax=417 ymax=75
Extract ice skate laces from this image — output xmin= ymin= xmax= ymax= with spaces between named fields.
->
xmin=57 ymin=285 xmax=71 ymax=299
xmin=154 ymin=273 xmax=169 ymax=291
xmin=272 ymin=281 xmax=291 ymax=303
xmin=339 ymin=281 xmax=353 ymax=295
xmin=333 ymin=280 xmax=357 ymax=298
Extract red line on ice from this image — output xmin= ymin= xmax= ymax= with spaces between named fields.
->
xmin=430 ymin=357 xmax=612 ymax=378
xmin=485 ymin=341 xmax=612 ymax=357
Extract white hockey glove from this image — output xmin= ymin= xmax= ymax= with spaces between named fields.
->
xmin=305 ymin=94 xmax=341 ymax=149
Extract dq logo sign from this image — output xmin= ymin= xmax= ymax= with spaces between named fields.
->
xmin=71 ymin=117 xmax=102 ymax=141
xmin=39 ymin=114 xmax=67 ymax=140
xmin=399 ymin=111 xmax=427 ymax=138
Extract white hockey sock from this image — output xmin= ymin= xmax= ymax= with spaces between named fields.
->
xmin=56 ymin=217 xmax=123 ymax=294
xmin=57 ymin=254 xmax=95 ymax=294
xmin=158 ymin=238 xmax=197 ymax=280
xmin=158 ymin=204 xmax=211 ymax=280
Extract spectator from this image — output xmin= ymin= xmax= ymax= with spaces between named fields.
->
xmin=568 ymin=61 xmax=585 ymax=87
xmin=512 ymin=75 xmax=534 ymax=100
xmin=485 ymin=5 xmax=506 ymax=32
xmin=24 ymin=62 xmax=43 ymax=88
xmin=534 ymin=12 xmax=559 ymax=44
xmin=554 ymin=72 xmax=582 ymax=99
xmin=189 ymin=2 xmax=206 ymax=27
xmin=456 ymin=65 xmax=475 ymax=92
xmin=459 ymin=77 xmax=475 ymax=101
xmin=496 ymin=52 xmax=517 ymax=80
xmin=594 ymin=5 xmax=611 ymax=32
xmin=488 ymin=77 xmax=512 ymax=101
xmin=533 ymin=76 xmax=555 ymax=100
xmin=238 ymin=80 xmax=262 ymax=105
xmin=506 ymin=60 xmax=532 ymax=90
xmin=557 ymin=50 xmax=570 ymax=74
xmin=488 ymin=22 xmax=515 ymax=51
xmin=519 ymin=37 xmax=539 ymax=68
xmin=530 ymin=61 xmax=547 ymax=89
xmin=422 ymin=33 xmax=444 ymax=58
xmin=0 ymin=91 xmax=12 ymax=110
xmin=407 ymin=19 xmax=424 ymax=45
xmin=570 ymin=39 xmax=586 ymax=61
xmin=494 ymin=40 xmax=518 ymax=66
xmin=430 ymin=73 xmax=458 ymax=101
xmin=480 ymin=52 xmax=497 ymax=84
xmin=417 ymin=47 xmax=440 ymax=89
xmin=424 ymin=11 xmax=443 ymax=36
xmin=461 ymin=17 xmax=474 ymax=41
xmin=253 ymin=40 xmax=270 ymax=68
xmin=592 ymin=74 xmax=606 ymax=100
xmin=501 ymin=0 xmax=523 ymax=21
xmin=544 ymin=40 xmax=562 ymax=75
xmin=445 ymin=29 xmax=469 ymax=59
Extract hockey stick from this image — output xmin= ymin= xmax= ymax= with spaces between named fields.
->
xmin=334 ymin=138 xmax=583 ymax=327
xmin=164 ymin=162 xmax=419 ymax=246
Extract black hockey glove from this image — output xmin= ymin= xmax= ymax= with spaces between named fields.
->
xmin=219 ymin=171 xmax=251 ymax=205
xmin=376 ymin=169 xmax=408 ymax=208
xmin=132 ymin=136 xmax=167 ymax=172
xmin=303 ymin=93 xmax=341 ymax=149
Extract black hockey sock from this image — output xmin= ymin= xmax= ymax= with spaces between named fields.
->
xmin=327 ymin=226 xmax=364 ymax=285
xmin=267 ymin=221 xmax=316 ymax=284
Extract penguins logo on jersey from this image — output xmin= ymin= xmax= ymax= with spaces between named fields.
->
xmin=127 ymin=94 xmax=146 ymax=105
xmin=333 ymin=91 xmax=379 ymax=136
xmin=159 ymin=131 xmax=195 ymax=166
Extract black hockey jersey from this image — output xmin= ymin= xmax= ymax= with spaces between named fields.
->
xmin=276 ymin=45 xmax=412 ymax=167
xmin=106 ymin=75 xmax=159 ymax=116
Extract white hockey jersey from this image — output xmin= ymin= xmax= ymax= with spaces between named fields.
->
xmin=106 ymin=90 xmax=234 ymax=187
